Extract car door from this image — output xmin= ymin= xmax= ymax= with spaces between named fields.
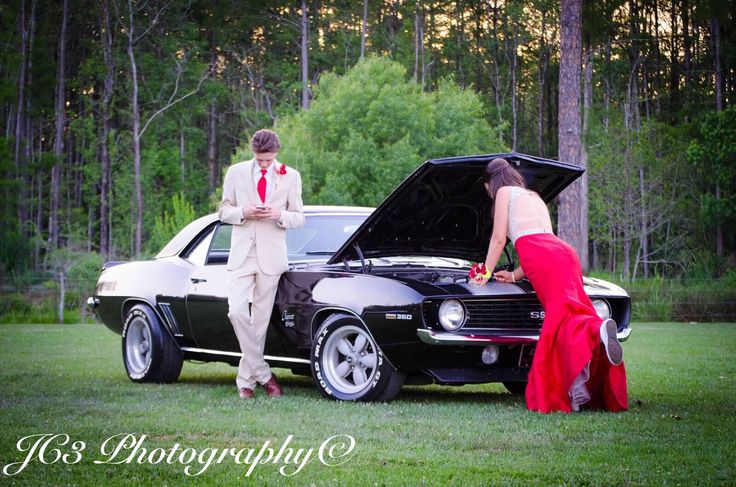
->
xmin=186 ymin=223 xmax=287 ymax=356
xmin=185 ymin=223 xmax=237 ymax=352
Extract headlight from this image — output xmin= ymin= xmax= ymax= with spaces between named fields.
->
xmin=592 ymin=299 xmax=611 ymax=320
xmin=438 ymin=299 xmax=466 ymax=331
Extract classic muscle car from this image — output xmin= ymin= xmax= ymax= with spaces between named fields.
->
xmin=88 ymin=152 xmax=631 ymax=402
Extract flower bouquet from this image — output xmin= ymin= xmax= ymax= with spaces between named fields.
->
xmin=468 ymin=262 xmax=491 ymax=285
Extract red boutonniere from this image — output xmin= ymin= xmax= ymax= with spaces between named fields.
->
xmin=468 ymin=263 xmax=491 ymax=284
xmin=278 ymin=164 xmax=287 ymax=175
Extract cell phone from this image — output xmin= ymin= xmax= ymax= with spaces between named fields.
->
xmin=255 ymin=205 xmax=268 ymax=210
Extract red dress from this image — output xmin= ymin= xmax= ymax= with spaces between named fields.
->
xmin=515 ymin=233 xmax=628 ymax=413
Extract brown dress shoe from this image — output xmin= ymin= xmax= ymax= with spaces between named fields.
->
xmin=238 ymin=387 xmax=254 ymax=399
xmin=261 ymin=376 xmax=283 ymax=397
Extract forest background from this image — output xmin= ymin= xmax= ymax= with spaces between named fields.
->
xmin=0 ymin=0 xmax=734 ymax=323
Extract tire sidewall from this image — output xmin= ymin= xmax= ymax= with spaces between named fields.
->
xmin=122 ymin=305 xmax=157 ymax=381
xmin=311 ymin=315 xmax=390 ymax=401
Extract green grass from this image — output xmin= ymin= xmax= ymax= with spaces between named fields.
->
xmin=1 ymin=323 xmax=735 ymax=486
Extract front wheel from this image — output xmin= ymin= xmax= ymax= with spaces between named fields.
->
xmin=122 ymin=304 xmax=183 ymax=383
xmin=311 ymin=314 xmax=404 ymax=402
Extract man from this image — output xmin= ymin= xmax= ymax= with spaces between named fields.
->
xmin=218 ymin=129 xmax=305 ymax=399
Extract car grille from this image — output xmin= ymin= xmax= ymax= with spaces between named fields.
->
xmin=423 ymin=298 xmax=545 ymax=330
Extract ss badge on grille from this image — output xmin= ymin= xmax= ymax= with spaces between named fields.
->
xmin=530 ymin=310 xmax=545 ymax=320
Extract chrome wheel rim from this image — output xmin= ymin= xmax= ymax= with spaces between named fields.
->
xmin=322 ymin=325 xmax=379 ymax=394
xmin=125 ymin=318 xmax=152 ymax=375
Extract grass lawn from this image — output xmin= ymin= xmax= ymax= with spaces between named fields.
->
xmin=1 ymin=322 xmax=735 ymax=486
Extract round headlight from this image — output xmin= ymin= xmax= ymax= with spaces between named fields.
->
xmin=438 ymin=299 xmax=466 ymax=331
xmin=592 ymin=299 xmax=611 ymax=320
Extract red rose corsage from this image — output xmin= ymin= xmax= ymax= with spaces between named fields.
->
xmin=278 ymin=164 xmax=287 ymax=175
xmin=468 ymin=263 xmax=491 ymax=284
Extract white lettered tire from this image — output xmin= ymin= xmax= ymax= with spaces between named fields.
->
xmin=122 ymin=304 xmax=183 ymax=383
xmin=311 ymin=313 xmax=404 ymax=402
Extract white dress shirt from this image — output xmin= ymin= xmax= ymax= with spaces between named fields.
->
xmin=252 ymin=160 xmax=275 ymax=203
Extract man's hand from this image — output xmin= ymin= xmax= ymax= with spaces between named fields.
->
xmin=242 ymin=205 xmax=265 ymax=219
xmin=243 ymin=206 xmax=281 ymax=221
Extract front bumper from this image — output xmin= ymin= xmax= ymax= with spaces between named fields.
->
xmin=86 ymin=296 xmax=100 ymax=309
xmin=417 ymin=326 xmax=632 ymax=346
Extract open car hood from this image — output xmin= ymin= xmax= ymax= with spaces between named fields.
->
xmin=327 ymin=152 xmax=584 ymax=265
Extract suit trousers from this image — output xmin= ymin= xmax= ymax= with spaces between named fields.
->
xmin=227 ymin=244 xmax=280 ymax=390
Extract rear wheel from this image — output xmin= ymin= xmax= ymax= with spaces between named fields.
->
xmin=122 ymin=304 xmax=183 ymax=383
xmin=311 ymin=313 xmax=404 ymax=402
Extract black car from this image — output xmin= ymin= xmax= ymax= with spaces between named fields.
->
xmin=88 ymin=152 xmax=631 ymax=402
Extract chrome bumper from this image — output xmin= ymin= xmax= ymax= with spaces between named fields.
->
xmin=86 ymin=296 xmax=100 ymax=309
xmin=417 ymin=327 xmax=633 ymax=346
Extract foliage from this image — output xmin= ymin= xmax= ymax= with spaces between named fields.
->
xmin=268 ymin=57 xmax=505 ymax=206
xmin=149 ymin=193 xmax=198 ymax=254
xmin=0 ymin=0 xmax=734 ymax=288
xmin=687 ymin=105 xmax=736 ymax=238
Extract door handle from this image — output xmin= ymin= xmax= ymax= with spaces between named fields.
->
xmin=190 ymin=278 xmax=207 ymax=284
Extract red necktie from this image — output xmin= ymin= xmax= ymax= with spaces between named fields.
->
xmin=257 ymin=169 xmax=267 ymax=203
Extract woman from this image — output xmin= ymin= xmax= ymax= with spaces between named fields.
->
xmin=475 ymin=157 xmax=628 ymax=413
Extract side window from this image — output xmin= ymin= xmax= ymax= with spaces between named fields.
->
xmin=206 ymin=224 xmax=232 ymax=265
xmin=184 ymin=228 xmax=215 ymax=267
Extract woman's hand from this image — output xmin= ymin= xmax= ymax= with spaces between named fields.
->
xmin=493 ymin=270 xmax=515 ymax=283
xmin=471 ymin=274 xmax=492 ymax=287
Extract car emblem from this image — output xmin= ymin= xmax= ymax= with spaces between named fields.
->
xmin=282 ymin=310 xmax=296 ymax=328
xmin=385 ymin=313 xmax=412 ymax=320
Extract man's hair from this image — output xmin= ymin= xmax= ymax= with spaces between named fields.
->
xmin=251 ymin=129 xmax=281 ymax=153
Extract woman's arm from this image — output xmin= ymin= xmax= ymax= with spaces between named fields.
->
xmin=478 ymin=187 xmax=510 ymax=284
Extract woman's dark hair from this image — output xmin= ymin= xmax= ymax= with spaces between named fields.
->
xmin=483 ymin=157 xmax=526 ymax=199
xmin=482 ymin=158 xmax=526 ymax=215
xmin=251 ymin=129 xmax=281 ymax=153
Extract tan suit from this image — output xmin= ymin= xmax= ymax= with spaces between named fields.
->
xmin=219 ymin=159 xmax=304 ymax=390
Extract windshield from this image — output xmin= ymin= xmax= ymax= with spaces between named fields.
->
xmin=288 ymin=214 xmax=368 ymax=261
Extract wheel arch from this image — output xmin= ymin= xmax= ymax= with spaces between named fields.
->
xmin=121 ymin=298 xmax=179 ymax=345
xmin=310 ymin=307 xmax=397 ymax=370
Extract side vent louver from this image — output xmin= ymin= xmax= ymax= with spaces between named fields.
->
xmin=158 ymin=303 xmax=182 ymax=336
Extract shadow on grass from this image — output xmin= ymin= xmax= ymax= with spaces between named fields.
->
xmin=176 ymin=367 xmax=521 ymax=405
xmin=398 ymin=386 xmax=521 ymax=405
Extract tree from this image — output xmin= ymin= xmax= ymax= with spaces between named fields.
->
xmin=267 ymin=57 xmax=506 ymax=207
xmin=688 ymin=106 xmax=736 ymax=263
xmin=557 ymin=0 xmax=587 ymax=271
xmin=49 ymin=0 xmax=69 ymax=250
xmin=99 ymin=0 xmax=115 ymax=258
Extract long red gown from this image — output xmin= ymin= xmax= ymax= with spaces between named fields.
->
xmin=515 ymin=233 xmax=628 ymax=413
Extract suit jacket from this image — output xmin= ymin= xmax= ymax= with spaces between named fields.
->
xmin=218 ymin=159 xmax=305 ymax=275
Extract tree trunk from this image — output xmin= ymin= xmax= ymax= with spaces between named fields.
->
xmin=301 ymin=0 xmax=309 ymax=110
xmin=126 ymin=0 xmax=143 ymax=256
xmin=207 ymin=103 xmax=217 ymax=192
xmin=710 ymin=15 xmax=723 ymax=257
xmin=454 ymin=0 xmax=465 ymax=89
xmin=682 ymin=0 xmax=692 ymax=95
xmin=50 ymin=0 xmax=69 ymax=249
xmin=511 ymin=24 xmax=518 ymax=151
xmin=99 ymin=0 xmax=114 ymax=258
xmin=180 ymin=126 xmax=186 ymax=185
xmin=59 ymin=272 xmax=66 ymax=324
xmin=360 ymin=0 xmax=367 ymax=59
xmin=581 ymin=38 xmax=593 ymax=269
xmin=639 ymin=166 xmax=649 ymax=278
xmin=653 ymin=0 xmax=662 ymax=114
xmin=557 ymin=0 xmax=588 ymax=271
xmin=14 ymin=0 xmax=28 ymax=236
xmin=21 ymin=0 xmax=37 ymax=241
xmin=537 ymin=10 xmax=548 ymax=157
